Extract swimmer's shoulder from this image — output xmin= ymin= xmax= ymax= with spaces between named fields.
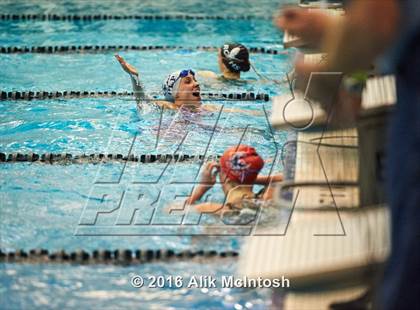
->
xmin=197 ymin=71 xmax=254 ymax=85
xmin=197 ymin=70 xmax=219 ymax=79
xmin=201 ymin=104 xmax=221 ymax=112
xmin=155 ymin=100 xmax=178 ymax=110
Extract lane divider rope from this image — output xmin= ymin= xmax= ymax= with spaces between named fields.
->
xmin=0 ymin=153 xmax=221 ymax=164
xmin=0 ymin=13 xmax=269 ymax=21
xmin=0 ymin=248 xmax=239 ymax=265
xmin=0 ymin=91 xmax=270 ymax=102
xmin=0 ymin=45 xmax=285 ymax=55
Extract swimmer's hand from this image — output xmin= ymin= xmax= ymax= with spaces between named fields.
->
xmin=115 ymin=54 xmax=138 ymax=76
xmin=200 ymin=162 xmax=219 ymax=186
xmin=185 ymin=162 xmax=219 ymax=205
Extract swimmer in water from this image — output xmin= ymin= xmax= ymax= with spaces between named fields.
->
xmin=115 ymin=54 xmax=201 ymax=110
xmin=199 ymin=43 xmax=251 ymax=80
xmin=181 ymin=145 xmax=283 ymax=214
xmin=199 ymin=42 xmax=288 ymax=85
xmin=115 ymin=54 xmax=262 ymax=114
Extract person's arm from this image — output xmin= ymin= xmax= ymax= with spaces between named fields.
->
xmin=254 ymin=173 xmax=283 ymax=185
xmin=115 ymin=54 xmax=146 ymax=101
xmin=194 ymin=202 xmax=225 ymax=214
xmin=185 ymin=162 xmax=219 ymax=205
xmin=202 ymin=104 xmax=263 ymax=116
xmin=320 ymin=0 xmax=400 ymax=74
xmin=186 ymin=184 xmax=214 ymax=205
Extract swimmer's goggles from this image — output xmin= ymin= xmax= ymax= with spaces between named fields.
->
xmin=175 ymin=69 xmax=195 ymax=83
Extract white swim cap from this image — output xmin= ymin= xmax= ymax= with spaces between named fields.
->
xmin=162 ymin=69 xmax=195 ymax=102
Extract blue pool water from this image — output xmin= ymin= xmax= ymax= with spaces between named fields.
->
xmin=1 ymin=0 xmax=295 ymax=309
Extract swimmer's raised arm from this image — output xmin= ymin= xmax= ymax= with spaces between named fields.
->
xmin=115 ymin=54 xmax=138 ymax=76
xmin=115 ymin=54 xmax=146 ymax=101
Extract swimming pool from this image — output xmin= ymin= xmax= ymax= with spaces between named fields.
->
xmin=1 ymin=0 xmax=294 ymax=308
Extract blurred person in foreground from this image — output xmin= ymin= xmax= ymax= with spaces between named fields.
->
xmin=277 ymin=1 xmax=420 ymax=308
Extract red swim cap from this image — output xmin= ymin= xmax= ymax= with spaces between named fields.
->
xmin=220 ymin=145 xmax=264 ymax=184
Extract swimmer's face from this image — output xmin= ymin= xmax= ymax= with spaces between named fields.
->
xmin=175 ymin=73 xmax=201 ymax=105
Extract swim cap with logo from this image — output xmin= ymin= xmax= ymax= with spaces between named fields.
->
xmin=220 ymin=43 xmax=251 ymax=73
xmin=220 ymin=145 xmax=264 ymax=184
xmin=162 ymin=69 xmax=195 ymax=102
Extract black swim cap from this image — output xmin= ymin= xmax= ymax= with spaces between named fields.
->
xmin=220 ymin=43 xmax=250 ymax=73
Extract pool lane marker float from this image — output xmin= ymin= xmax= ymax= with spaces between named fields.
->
xmin=0 ymin=14 xmax=269 ymax=21
xmin=0 ymin=248 xmax=239 ymax=265
xmin=0 ymin=152 xmax=221 ymax=164
xmin=0 ymin=91 xmax=270 ymax=102
xmin=0 ymin=45 xmax=285 ymax=55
